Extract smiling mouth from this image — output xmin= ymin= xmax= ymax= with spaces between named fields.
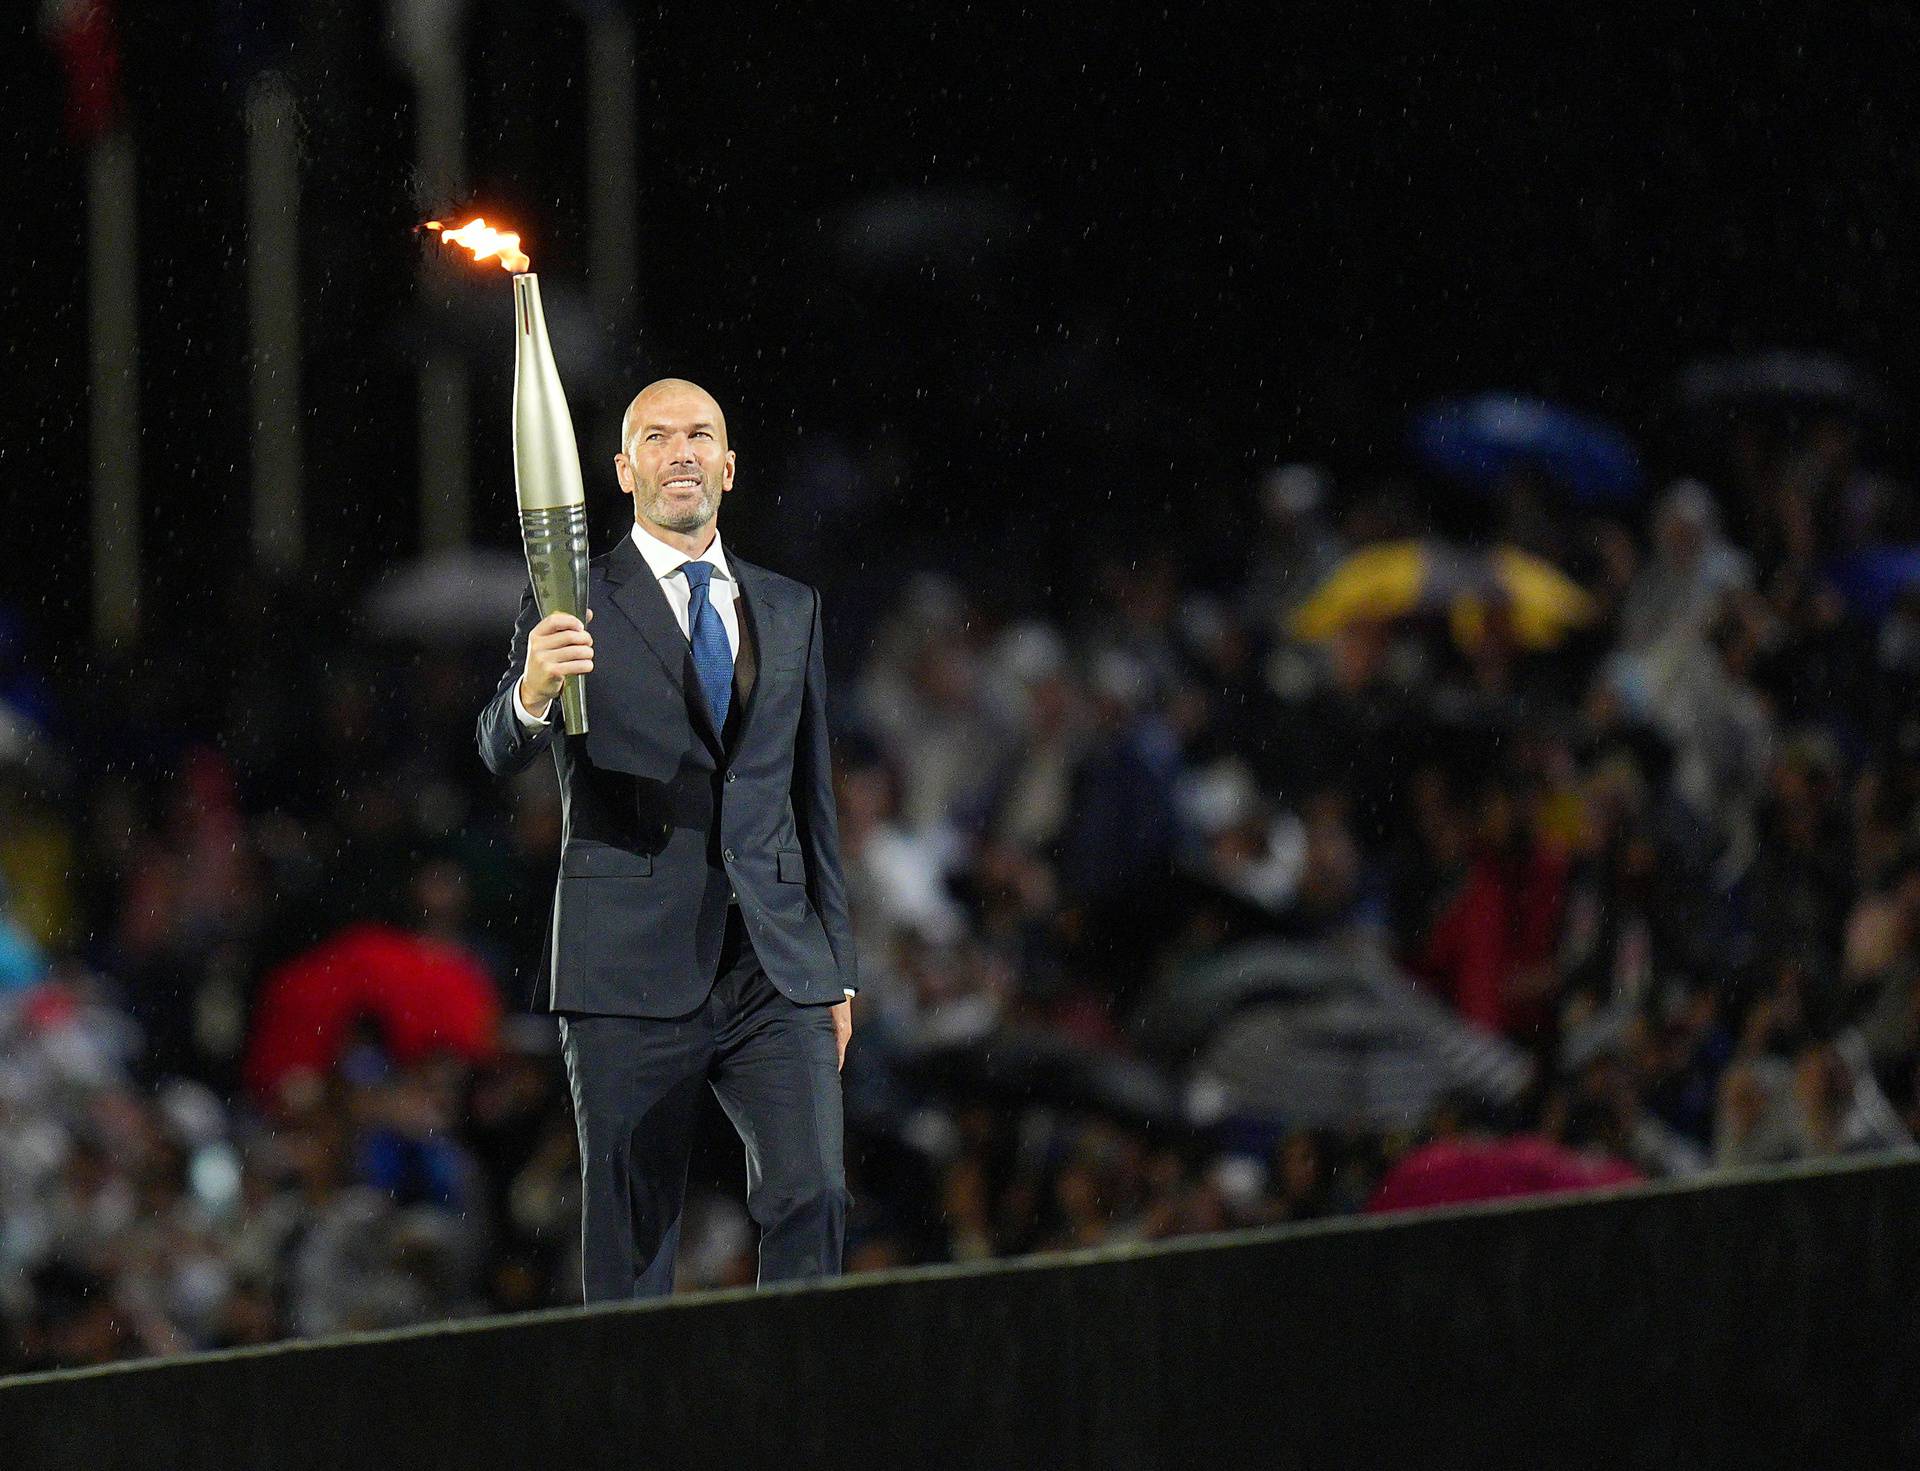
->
xmin=661 ymin=476 xmax=703 ymax=493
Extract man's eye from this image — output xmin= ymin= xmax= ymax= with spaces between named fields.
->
xmin=646 ymin=432 xmax=663 ymax=441
xmin=693 ymin=431 xmax=711 ymax=439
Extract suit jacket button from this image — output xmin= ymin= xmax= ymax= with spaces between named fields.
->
xmin=725 ymin=770 xmax=736 ymax=782
xmin=723 ymin=847 xmax=736 ymax=862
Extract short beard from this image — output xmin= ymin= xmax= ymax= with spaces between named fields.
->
xmin=640 ymin=477 xmax=719 ymax=532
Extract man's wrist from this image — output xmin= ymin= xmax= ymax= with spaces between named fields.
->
xmin=515 ymin=677 xmax=554 ymax=726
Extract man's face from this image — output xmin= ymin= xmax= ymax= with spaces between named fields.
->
xmin=614 ymin=383 xmax=736 ymax=534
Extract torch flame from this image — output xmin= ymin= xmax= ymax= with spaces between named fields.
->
xmin=425 ymin=217 xmax=530 ymax=274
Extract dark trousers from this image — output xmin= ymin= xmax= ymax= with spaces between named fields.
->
xmin=557 ymin=905 xmax=847 ymax=1302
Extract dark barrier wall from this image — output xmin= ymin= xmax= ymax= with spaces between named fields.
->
xmin=7 ymin=1154 xmax=1919 ymax=1471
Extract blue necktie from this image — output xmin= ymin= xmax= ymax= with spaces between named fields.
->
xmin=680 ymin=560 xmax=733 ymax=735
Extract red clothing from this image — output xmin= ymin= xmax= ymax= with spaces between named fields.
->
xmin=243 ymin=922 xmax=501 ymax=1107
xmin=1366 ymin=1134 xmax=1643 ymax=1215
xmin=1411 ymin=843 xmax=1569 ymax=1035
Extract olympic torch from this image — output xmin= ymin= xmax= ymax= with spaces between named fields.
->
xmin=428 ymin=219 xmax=590 ymax=734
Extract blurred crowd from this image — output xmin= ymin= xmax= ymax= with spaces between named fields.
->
xmin=5 ymin=386 xmax=1920 ymax=1374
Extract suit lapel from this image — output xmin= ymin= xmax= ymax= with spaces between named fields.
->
xmin=728 ymin=555 xmax=798 ymax=752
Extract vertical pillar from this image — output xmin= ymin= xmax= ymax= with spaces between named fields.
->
xmin=245 ymin=72 xmax=305 ymax=572
xmin=89 ymin=128 xmax=140 ymax=644
xmin=585 ymin=8 xmax=639 ymax=338
xmin=391 ymin=0 xmax=472 ymax=551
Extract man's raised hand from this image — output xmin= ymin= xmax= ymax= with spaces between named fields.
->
xmin=519 ymin=608 xmax=594 ymax=716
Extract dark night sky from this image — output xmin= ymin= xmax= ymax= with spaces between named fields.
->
xmin=6 ymin=0 xmax=1920 ymax=656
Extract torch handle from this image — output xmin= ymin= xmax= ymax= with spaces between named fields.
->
xmin=559 ymin=671 xmax=588 ymax=738
xmin=521 ymin=503 xmax=591 ymax=735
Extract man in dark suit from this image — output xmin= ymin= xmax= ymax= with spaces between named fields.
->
xmin=476 ymin=378 xmax=857 ymax=1301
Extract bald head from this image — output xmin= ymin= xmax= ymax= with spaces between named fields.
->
xmin=614 ymin=378 xmax=736 ymax=542
xmin=621 ymin=378 xmax=728 ymax=457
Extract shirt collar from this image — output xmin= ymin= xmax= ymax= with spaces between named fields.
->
xmin=630 ymin=520 xmax=733 ymax=585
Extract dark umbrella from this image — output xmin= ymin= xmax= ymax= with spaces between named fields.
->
xmin=1677 ymin=351 xmax=1890 ymax=421
xmin=1134 ymin=940 xmax=1531 ymax=1130
xmin=1412 ymin=393 xmax=1642 ymax=505
xmin=1192 ymin=1001 xmax=1454 ymax=1131
xmin=900 ymin=1028 xmax=1186 ymax=1132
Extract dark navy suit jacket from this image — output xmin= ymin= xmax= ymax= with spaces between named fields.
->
xmin=476 ymin=532 xmax=858 ymax=1017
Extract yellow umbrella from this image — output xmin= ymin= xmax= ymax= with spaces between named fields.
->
xmin=1288 ymin=539 xmax=1595 ymax=649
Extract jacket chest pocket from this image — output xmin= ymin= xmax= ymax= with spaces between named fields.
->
xmin=561 ymin=845 xmax=654 ymax=877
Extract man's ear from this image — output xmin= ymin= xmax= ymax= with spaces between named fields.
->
xmin=723 ymin=448 xmax=737 ymax=491
xmin=613 ymin=452 xmax=635 ymax=497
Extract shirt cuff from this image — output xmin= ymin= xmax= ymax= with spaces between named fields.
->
xmin=844 ymin=988 xmax=857 ymax=998
xmin=513 ymin=681 xmax=552 ymax=730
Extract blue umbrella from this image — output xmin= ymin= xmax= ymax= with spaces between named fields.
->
xmin=1412 ymin=393 xmax=1643 ymax=504
xmin=1828 ymin=545 xmax=1920 ymax=621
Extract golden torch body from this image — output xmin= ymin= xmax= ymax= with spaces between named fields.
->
xmin=510 ymin=273 xmax=590 ymax=734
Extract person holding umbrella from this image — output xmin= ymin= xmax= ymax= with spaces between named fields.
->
xmin=476 ymin=378 xmax=859 ymax=1302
